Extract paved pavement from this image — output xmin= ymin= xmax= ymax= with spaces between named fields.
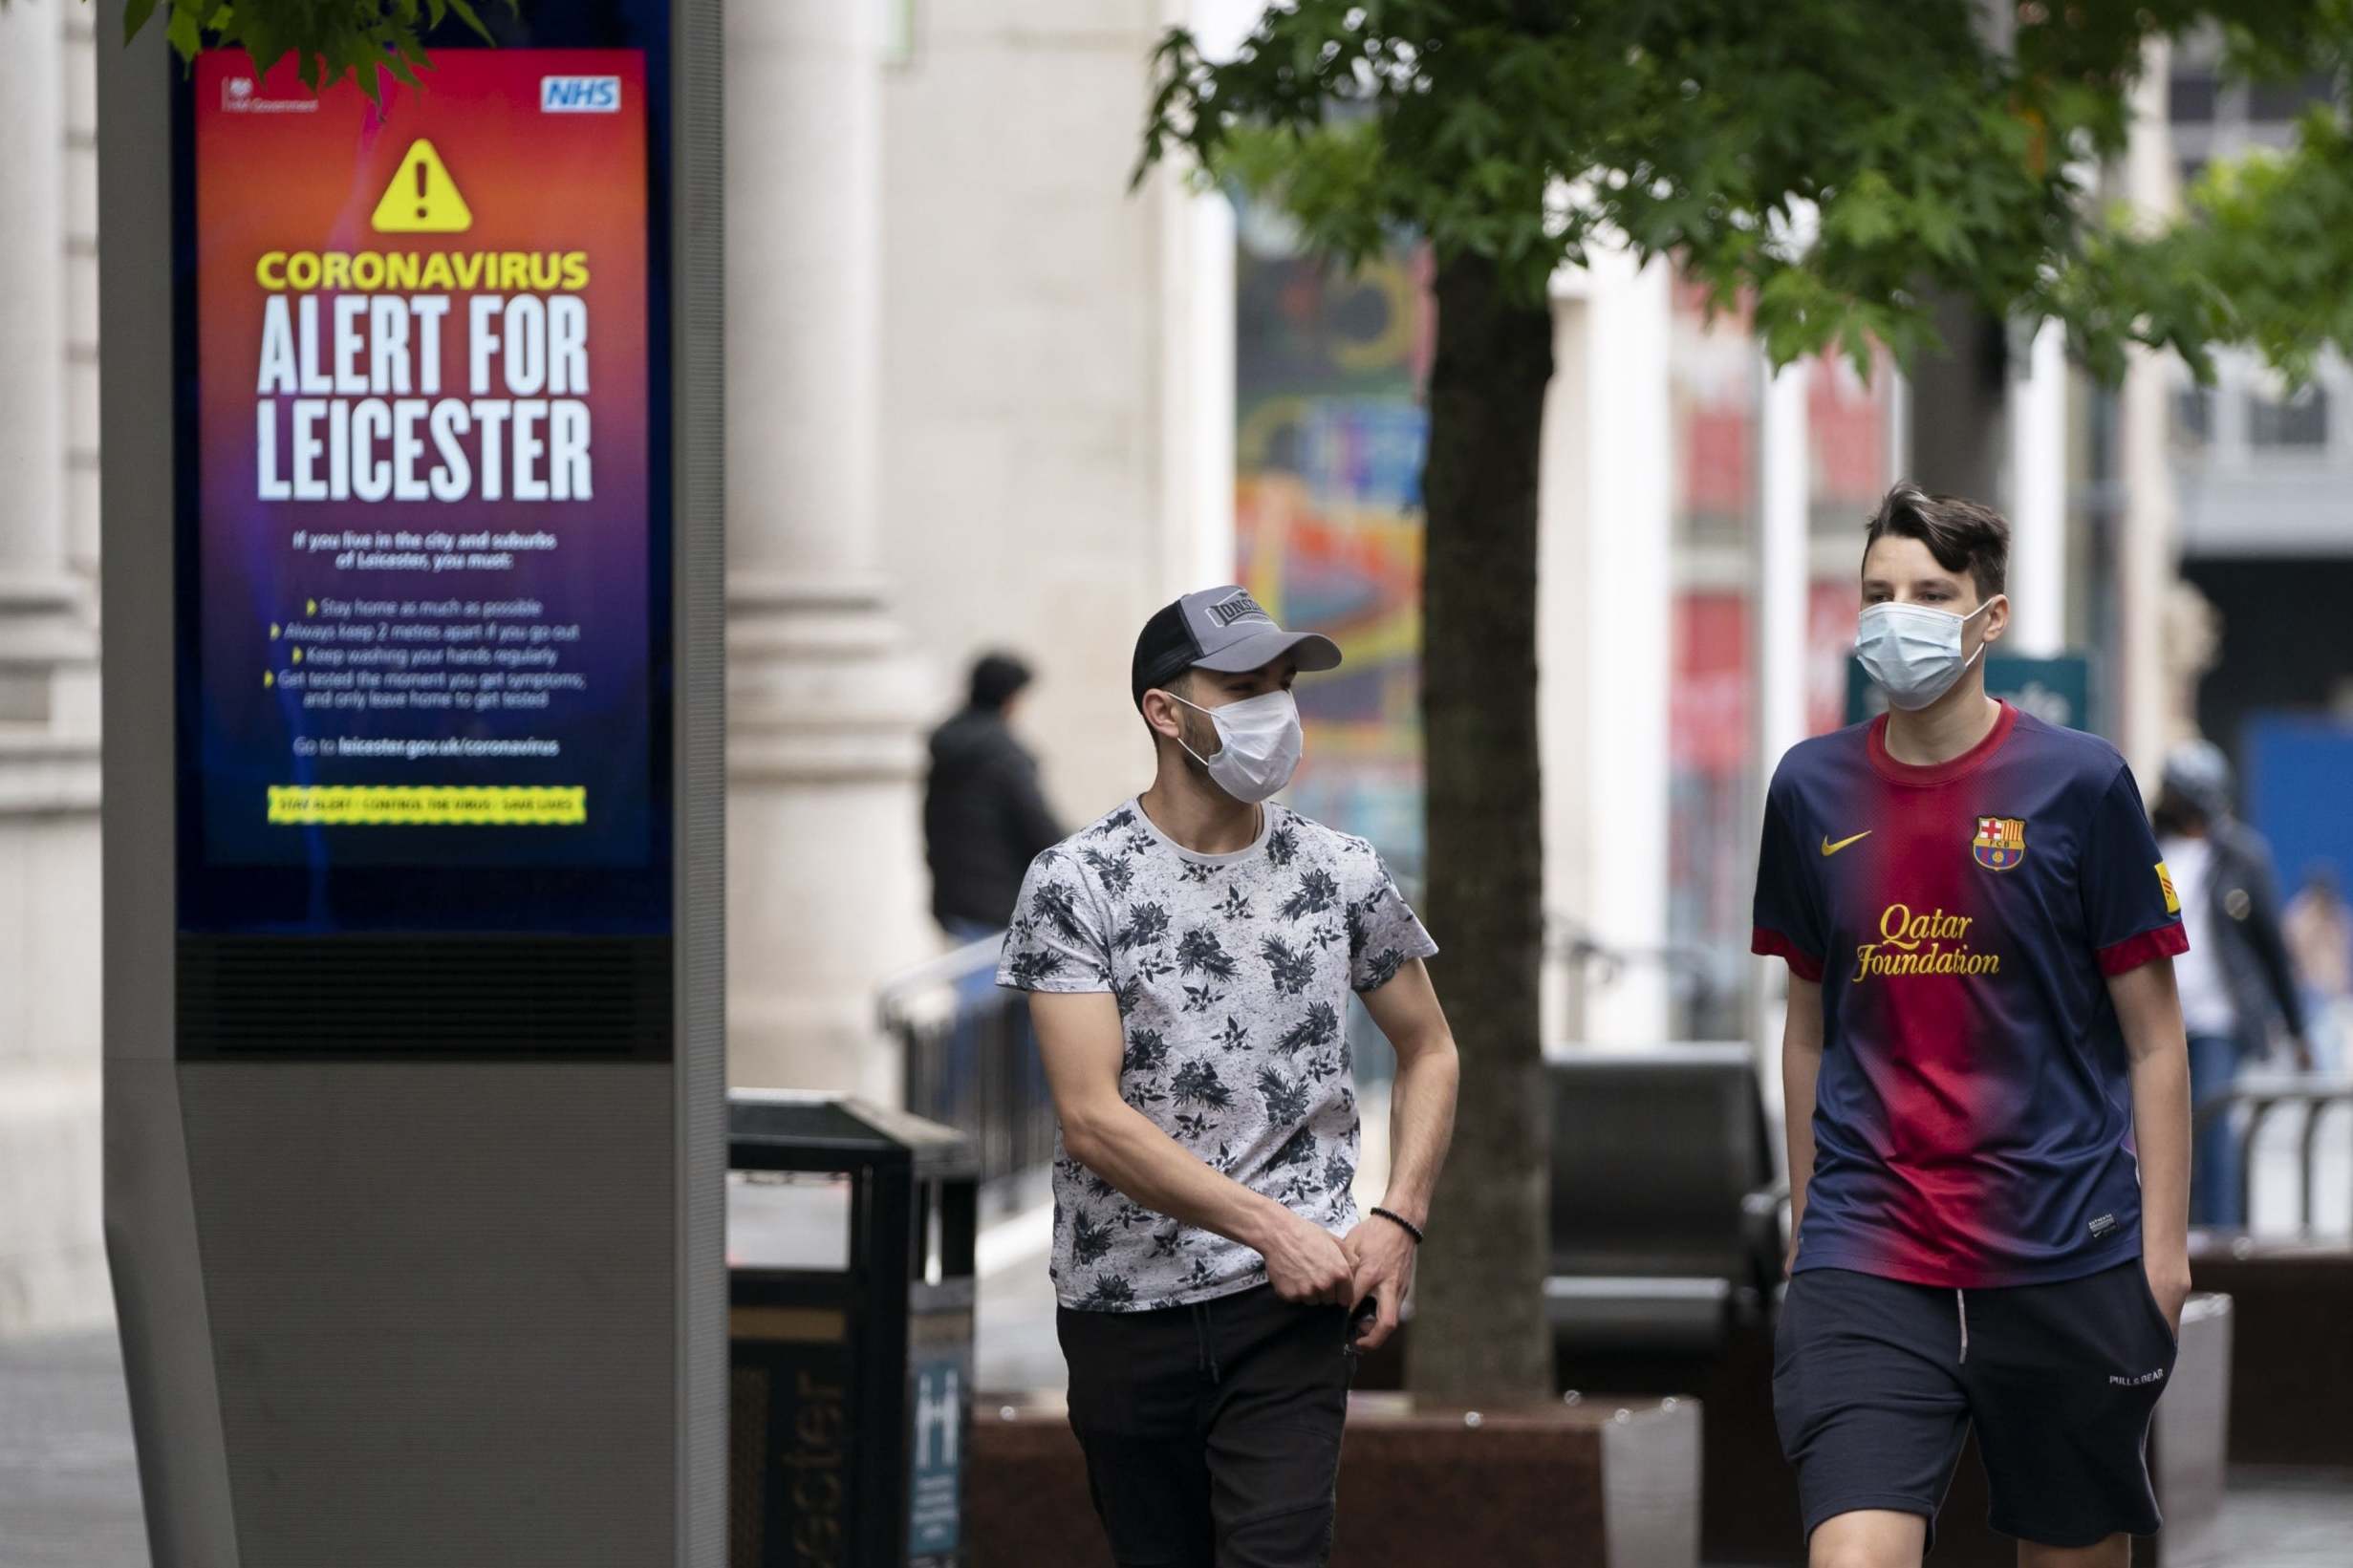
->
xmin=8 ymin=1098 xmax=2347 ymax=1566
xmin=5 ymin=1323 xmax=2352 ymax=1566
xmin=0 ymin=1330 xmax=147 ymax=1568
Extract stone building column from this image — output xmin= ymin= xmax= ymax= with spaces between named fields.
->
xmin=724 ymin=0 xmax=935 ymax=1097
xmin=2118 ymin=42 xmax=2184 ymax=782
xmin=1749 ymin=352 xmax=1811 ymax=1063
xmin=0 ymin=0 xmax=97 ymax=730
xmin=0 ymin=0 xmax=105 ymax=1335
xmin=63 ymin=12 xmax=103 ymax=621
xmin=2005 ymin=318 xmax=2069 ymax=655
xmin=1539 ymin=250 xmax=1673 ymax=1047
xmin=0 ymin=729 xmax=105 ymax=1333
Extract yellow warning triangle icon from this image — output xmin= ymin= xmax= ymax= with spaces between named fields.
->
xmin=370 ymin=139 xmax=472 ymax=233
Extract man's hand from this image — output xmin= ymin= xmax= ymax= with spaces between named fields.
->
xmin=2144 ymin=1246 xmax=2192 ymax=1339
xmin=1340 ymin=1214 xmax=1418 ymax=1350
xmin=1259 ymin=1210 xmax=1355 ymax=1305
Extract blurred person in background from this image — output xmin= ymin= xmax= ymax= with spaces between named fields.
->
xmin=2151 ymin=740 xmax=2309 ymax=1229
xmin=1755 ymin=484 xmax=2191 ymax=1568
xmin=925 ymin=651 xmax=1064 ymax=944
xmin=999 ymin=586 xmax=1458 ymax=1568
xmin=2282 ymin=863 xmax=2351 ymax=1077
xmin=924 ymin=653 xmax=1065 ymax=1126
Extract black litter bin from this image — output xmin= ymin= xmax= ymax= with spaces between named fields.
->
xmin=728 ymin=1092 xmax=978 ymax=1568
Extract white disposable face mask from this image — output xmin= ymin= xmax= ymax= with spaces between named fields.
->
xmin=1855 ymin=598 xmax=1997 ymax=711
xmin=1167 ymin=688 xmax=1303 ymax=804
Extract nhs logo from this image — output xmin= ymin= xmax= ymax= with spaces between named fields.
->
xmin=540 ymin=75 xmax=621 ymax=113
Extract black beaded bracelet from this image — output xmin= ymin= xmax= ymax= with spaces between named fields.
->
xmin=1369 ymin=1206 xmax=1424 ymax=1245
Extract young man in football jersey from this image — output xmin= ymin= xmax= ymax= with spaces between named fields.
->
xmin=1754 ymin=484 xmax=2193 ymax=1568
xmin=998 ymin=585 xmax=1460 ymax=1568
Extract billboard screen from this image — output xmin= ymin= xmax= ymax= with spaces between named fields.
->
xmin=174 ymin=40 xmax=670 ymax=934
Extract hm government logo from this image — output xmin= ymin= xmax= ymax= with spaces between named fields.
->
xmin=1851 ymin=903 xmax=2001 ymax=984
xmin=220 ymin=75 xmax=319 ymax=115
xmin=1974 ymin=815 xmax=2027 ymax=871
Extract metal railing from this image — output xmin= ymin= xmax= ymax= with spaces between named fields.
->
xmin=877 ymin=932 xmax=1058 ymax=1211
xmin=1545 ymin=914 xmax=1738 ymax=1041
xmin=2194 ymin=1071 xmax=2353 ymax=1236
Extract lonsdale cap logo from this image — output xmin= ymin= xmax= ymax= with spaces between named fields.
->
xmin=371 ymin=140 xmax=473 ymax=233
xmin=1207 ymin=590 xmax=1271 ymax=628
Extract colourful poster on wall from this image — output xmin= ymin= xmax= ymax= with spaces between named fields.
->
xmin=1235 ymin=209 xmax=1434 ymax=876
xmin=180 ymin=48 xmax=667 ymax=932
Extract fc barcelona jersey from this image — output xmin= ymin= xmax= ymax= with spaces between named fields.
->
xmin=1752 ymin=703 xmax=2189 ymax=1289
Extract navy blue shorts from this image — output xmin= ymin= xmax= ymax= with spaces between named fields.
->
xmin=1772 ymin=1260 xmax=2177 ymax=1550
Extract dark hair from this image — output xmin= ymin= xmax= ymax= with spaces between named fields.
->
xmin=1864 ymin=483 xmax=2010 ymax=602
xmin=2150 ymin=789 xmax=2204 ymax=840
xmin=1139 ymin=668 xmax=1200 ymax=739
xmin=967 ymin=652 xmax=1032 ymax=711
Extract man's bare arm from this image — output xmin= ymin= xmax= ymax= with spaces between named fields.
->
xmin=2109 ymin=956 xmax=2192 ymax=1332
xmin=1780 ymin=975 xmax=1824 ymax=1275
xmin=1342 ymin=957 xmax=1459 ymax=1348
xmin=1029 ymin=989 xmax=1353 ymax=1303
xmin=1356 ymin=957 xmax=1458 ymax=1231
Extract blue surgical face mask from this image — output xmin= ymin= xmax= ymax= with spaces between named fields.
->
xmin=1855 ymin=598 xmax=1997 ymax=711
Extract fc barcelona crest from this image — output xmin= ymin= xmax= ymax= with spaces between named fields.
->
xmin=1974 ymin=816 xmax=2027 ymax=870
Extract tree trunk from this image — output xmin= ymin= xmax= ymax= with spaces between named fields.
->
xmin=1407 ymin=251 xmax=1555 ymax=1407
xmin=1906 ymin=293 xmax=2006 ymax=499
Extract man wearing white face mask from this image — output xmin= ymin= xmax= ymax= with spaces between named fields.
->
xmin=997 ymin=585 xmax=1459 ymax=1568
xmin=1753 ymin=485 xmax=2194 ymax=1568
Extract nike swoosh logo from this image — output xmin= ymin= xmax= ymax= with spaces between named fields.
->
xmin=1821 ymin=831 xmax=1872 ymax=857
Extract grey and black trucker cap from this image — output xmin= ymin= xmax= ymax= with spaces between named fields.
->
xmin=1131 ymin=585 xmax=1342 ymax=708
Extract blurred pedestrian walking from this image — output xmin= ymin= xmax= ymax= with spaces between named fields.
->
xmin=2151 ymin=740 xmax=2310 ymax=1229
xmin=923 ymin=653 xmax=1065 ymax=1129
xmin=925 ymin=652 xmax=1064 ymax=944
xmin=2282 ymin=863 xmax=2352 ymax=1077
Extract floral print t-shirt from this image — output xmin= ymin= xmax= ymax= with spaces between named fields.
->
xmin=996 ymin=796 xmax=1437 ymax=1312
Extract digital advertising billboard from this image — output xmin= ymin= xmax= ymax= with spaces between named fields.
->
xmin=117 ymin=12 xmax=724 ymax=1552
xmin=173 ymin=38 xmax=672 ymax=935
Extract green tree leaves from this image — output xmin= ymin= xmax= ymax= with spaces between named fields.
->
xmin=2090 ymin=105 xmax=2353 ymax=385
xmin=113 ymin=0 xmax=512 ymax=104
xmin=1139 ymin=0 xmax=2353 ymax=386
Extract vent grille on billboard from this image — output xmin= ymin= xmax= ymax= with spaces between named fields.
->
xmin=178 ymin=934 xmax=672 ymax=1060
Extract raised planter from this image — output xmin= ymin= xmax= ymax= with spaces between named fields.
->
xmin=966 ymin=1391 xmax=1700 ymax=1568
xmin=1353 ymin=1318 xmax=1796 ymax=1563
xmin=2184 ymin=1241 xmax=2353 ymax=1469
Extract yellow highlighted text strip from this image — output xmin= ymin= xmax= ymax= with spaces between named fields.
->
xmin=268 ymin=784 xmax=587 ymax=826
